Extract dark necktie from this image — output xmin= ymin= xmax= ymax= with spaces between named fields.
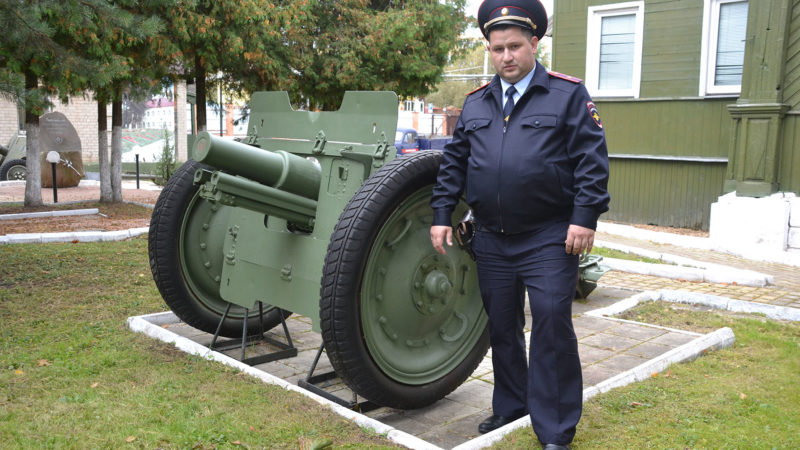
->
xmin=503 ymin=85 xmax=516 ymax=123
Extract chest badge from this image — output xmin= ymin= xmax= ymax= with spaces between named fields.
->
xmin=586 ymin=101 xmax=603 ymax=129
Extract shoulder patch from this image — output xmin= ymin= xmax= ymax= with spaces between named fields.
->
xmin=586 ymin=101 xmax=603 ymax=129
xmin=548 ymin=71 xmax=583 ymax=84
xmin=466 ymin=82 xmax=491 ymax=96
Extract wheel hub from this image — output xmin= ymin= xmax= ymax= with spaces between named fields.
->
xmin=412 ymin=255 xmax=454 ymax=316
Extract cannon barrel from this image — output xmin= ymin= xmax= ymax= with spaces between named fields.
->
xmin=193 ymin=131 xmax=321 ymax=200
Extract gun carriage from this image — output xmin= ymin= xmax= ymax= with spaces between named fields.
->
xmin=149 ymin=91 xmax=605 ymax=409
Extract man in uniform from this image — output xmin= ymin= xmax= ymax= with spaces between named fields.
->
xmin=429 ymin=1 xmax=610 ymax=448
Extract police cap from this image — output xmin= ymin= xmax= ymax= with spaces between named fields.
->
xmin=477 ymin=0 xmax=548 ymax=40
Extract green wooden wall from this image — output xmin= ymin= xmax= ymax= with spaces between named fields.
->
xmin=552 ymin=0 xmax=800 ymax=230
xmin=780 ymin=2 xmax=800 ymax=194
xmin=600 ymin=99 xmax=730 ymax=230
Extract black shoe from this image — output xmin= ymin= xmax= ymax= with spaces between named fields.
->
xmin=477 ymin=413 xmax=525 ymax=434
xmin=542 ymin=444 xmax=570 ymax=450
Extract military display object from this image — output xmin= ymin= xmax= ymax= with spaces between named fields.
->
xmin=148 ymin=91 xmax=605 ymax=409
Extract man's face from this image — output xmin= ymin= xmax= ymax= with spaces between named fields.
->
xmin=487 ymin=27 xmax=538 ymax=84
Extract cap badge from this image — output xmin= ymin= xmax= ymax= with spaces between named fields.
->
xmin=501 ymin=7 xmax=509 ymax=15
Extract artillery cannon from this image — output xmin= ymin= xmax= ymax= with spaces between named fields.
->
xmin=148 ymin=91 xmax=606 ymax=410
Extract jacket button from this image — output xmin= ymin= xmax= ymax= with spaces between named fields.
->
xmin=534 ymin=120 xmax=541 ymax=126
xmin=472 ymin=124 xmax=477 ymax=129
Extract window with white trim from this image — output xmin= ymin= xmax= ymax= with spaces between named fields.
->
xmin=700 ymin=0 xmax=748 ymax=96
xmin=585 ymin=2 xmax=644 ymax=98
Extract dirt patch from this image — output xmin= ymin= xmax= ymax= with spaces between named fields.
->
xmin=0 ymin=184 xmax=160 ymax=234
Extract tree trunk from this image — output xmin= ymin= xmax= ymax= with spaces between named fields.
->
xmin=97 ymin=98 xmax=113 ymax=202
xmin=195 ymin=54 xmax=207 ymax=132
xmin=111 ymin=88 xmax=123 ymax=202
xmin=23 ymin=68 xmax=42 ymax=207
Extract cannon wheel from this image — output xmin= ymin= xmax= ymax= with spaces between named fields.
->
xmin=149 ymin=160 xmax=290 ymax=338
xmin=0 ymin=158 xmax=27 ymax=181
xmin=320 ymin=151 xmax=489 ymax=409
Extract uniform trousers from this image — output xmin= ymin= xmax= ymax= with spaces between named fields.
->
xmin=472 ymin=220 xmax=582 ymax=445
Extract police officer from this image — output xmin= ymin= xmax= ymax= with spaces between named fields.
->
xmin=429 ymin=1 xmax=610 ymax=448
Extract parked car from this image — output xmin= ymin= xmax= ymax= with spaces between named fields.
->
xmin=394 ymin=128 xmax=451 ymax=156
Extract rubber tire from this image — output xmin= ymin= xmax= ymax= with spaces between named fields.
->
xmin=0 ymin=159 xmax=27 ymax=181
xmin=320 ymin=150 xmax=490 ymax=409
xmin=148 ymin=160 xmax=290 ymax=338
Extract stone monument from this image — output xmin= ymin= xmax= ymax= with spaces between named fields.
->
xmin=38 ymin=112 xmax=84 ymax=188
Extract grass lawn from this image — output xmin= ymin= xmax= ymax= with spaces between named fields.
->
xmin=592 ymin=246 xmax=665 ymax=265
xmin=0 ymin=237 xmax=398 ymax=449
xmin=493 ymin=302 xmax=800 ymax=448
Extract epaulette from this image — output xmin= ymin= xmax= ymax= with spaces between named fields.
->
xmin=466 ymin=82 xmax=491 ymax=96
xmin=548 ymin=71 xmax=583 ymax=83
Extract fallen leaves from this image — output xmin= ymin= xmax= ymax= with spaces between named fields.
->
xmin=37 ymin=359 xmax=51 ymax=367
xmin=125 ymin=436 xmax=136 ymax=443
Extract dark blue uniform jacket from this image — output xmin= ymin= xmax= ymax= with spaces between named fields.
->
xmin=431 ymin=62 xmax=610 ymax=234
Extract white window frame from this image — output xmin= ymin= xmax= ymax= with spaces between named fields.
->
xmin=699 ymin=0 xmax=747 ymax=96
xmin=585 ymin=1 xmax=645 ymax=98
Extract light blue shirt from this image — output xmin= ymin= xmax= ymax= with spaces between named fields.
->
xmin=500 ymin=65 xmax=535 ymax=109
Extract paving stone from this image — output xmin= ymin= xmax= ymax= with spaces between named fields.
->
xmin=475 ymin=371 xmax=495 ymax=385
xmin=472 ymin=356 xmax=494 ymax=377
xmin=573 ymin=287 xmax=636 ymax=313
xmin=442 ymin=410 xmax=492 ymax=440
xmin=572 ymin=315 xmax=620 ymax=333
xmin=404 ymin=397 xmax=481 ymax=424
xmin=648 ymin=332 xmax=698 ymax=347
xmin=578 ymin=344 xmax=615 ymax=366
xmin=579 ymin=332 xmax=641 ymax=352
xmin=369 ymin=411 xmax=432 ymax=436
xmin=595 ymin=353 xmax=650 ymax=372
xmin=419 ymin=428 xmax=475 ymax=449
xmin=624 ymin=341 xmax=673 ymax=359
xmin=446 ymin=379 xmax=495 ymax=410
xmin=582 ymin=364 xmax=622 ymax=386
xmin=574 ymin=325 xmax=597 ymax=339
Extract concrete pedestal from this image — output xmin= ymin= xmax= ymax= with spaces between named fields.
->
xmin=710 ymin=192 xmax=800 ymax=255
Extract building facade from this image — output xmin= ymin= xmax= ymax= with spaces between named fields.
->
xmin=552 ymin=0 xmax=800 ymax=233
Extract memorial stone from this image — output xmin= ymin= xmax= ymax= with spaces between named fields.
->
xmin=38 ymin=112 xmax=84 ymax=188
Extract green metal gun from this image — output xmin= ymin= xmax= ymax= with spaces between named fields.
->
xmin=148 ymin=91 xmax=606 ymax=410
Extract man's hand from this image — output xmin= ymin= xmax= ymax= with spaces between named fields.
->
xmin=565 ymin=224 xmax=595 ymax=256
xmin=430 ymin=225 xmax=453 ymax=255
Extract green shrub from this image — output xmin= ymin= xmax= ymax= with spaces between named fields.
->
xmin=153 ymin=130 xmax=176 ymax=185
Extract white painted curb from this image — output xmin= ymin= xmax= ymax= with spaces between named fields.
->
xmin=129 ymin=287 xmax=773 ymax=450
xmin=1 ymin=227 xmax=149 ymax=244
xmin=127 ymin=312 xmax=443 ymax=450
xmin=0 ymin=208 xmax=99 ymax=220
xmin=586 ymin=289 xmax=800 ymax=322
xmin=597 ymin=221 xmax=800 ymax=268
xmin=596 ymin=240 xmax=773 ymax=287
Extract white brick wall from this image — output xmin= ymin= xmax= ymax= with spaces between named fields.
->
xmin=0 ymin=99 xmax=21 ymax=146
xmin=790 ymin=198 xmax=800 ymax=250
xmin=1 ymin=95 xmax=112 ymax=164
